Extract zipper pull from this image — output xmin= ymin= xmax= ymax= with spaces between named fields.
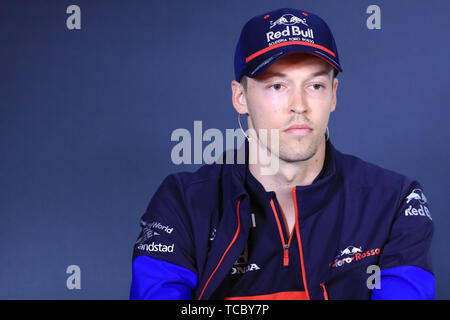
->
xmin=283 ymin=244 xmax=289 ymax=266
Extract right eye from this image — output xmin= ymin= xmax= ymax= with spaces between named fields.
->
xmin=270 ymin=83 xmax=283 ymax=91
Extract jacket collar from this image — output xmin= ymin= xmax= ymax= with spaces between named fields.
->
xmin=220 ymin=139 xmax=251 ymax=204
xmin=223 ymin=138 xmax=341 ymax=221
xmin=293 ymin=139 xmax=339 ymax=221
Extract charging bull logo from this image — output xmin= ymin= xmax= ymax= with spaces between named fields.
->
xmin=404 ymin=189 xmax=432 ymax=220
xmin=269 ymin=14 xmax=308 ymax=28
xmin=331 ymin=245 xmax=380 ymax=268
xmin=406 ymin=189 xmax=427 ymax=204
xmin=340 ymin=246 xmax=362 ymax=256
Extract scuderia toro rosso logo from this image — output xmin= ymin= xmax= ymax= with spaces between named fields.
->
xmin=331 ymin=245 xmax=381 ymax=268
xmin=266 ymin=13 xmax=314 ymax=46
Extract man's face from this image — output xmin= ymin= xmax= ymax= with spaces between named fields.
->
xmin=236 ymin=52 xmax=338 ymax=163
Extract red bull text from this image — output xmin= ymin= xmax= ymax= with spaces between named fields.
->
xmin=266 ymin=26 xmax=314 ymax=44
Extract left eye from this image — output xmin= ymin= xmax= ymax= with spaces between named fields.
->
xmin=311 ymin=84 xmax=323 ymax=90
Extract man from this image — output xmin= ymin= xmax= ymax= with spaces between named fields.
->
xmin=130 ymin=8 xmax=434 ymax=300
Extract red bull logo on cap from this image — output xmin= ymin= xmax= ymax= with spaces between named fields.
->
xmin=269 ymin=14 xmax=308 ymax=28
xmin=266 ymin=13 xmax=314 ymax=46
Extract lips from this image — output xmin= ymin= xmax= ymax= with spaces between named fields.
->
xmin=284 ymin=123 xmax=313 ymax=136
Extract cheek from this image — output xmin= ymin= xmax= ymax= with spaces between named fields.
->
xmin=266 ymin=92 xmax=288 ymax=109
xmin=314 ymin=109 xmax=332 ymax=132
xmin=308 ymin=94 xmax=333 ymax=117
xmin=252 ymin=107 xmax=285 ymax=132
xmin=248 ymin=94 xmax=287 ymax=129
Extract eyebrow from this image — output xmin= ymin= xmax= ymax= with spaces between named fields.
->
xmin=260 ymin=69 xmax=332 ymax=80
xmin=308 ymin=69 xmax=333 ymax=79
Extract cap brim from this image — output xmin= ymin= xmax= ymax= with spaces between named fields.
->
xmin=244 ymin=43 xmax=342 ymax=79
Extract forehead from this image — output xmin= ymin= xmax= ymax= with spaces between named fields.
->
xmin=257 ymin=52 xmax=333 ymax=79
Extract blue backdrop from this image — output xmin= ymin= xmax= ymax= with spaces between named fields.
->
xmin=0 ymin=0 xmax=449 ymax=299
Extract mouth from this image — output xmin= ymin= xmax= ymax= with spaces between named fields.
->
xmin=283 ymin=123 xmax=313 ymax=136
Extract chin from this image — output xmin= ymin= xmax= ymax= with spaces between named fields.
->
xmin=277 ymin=139 xmax=320 ymax=163
xmin=279 ymin=150 xmax=316 ymax=163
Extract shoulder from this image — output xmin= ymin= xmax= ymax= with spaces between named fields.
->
xmin=334 ymin=147 xmax=414 ymax=189
xmin=142 ymin=163 xmax=225 ymax=228
xmin=333 ymin=147 xmax=433 ymax=223
xmin=162 ymin=162 xmax=224 ymax=194
xmin=150 ymin=162 xmax=231 ymax=211
xmin=333 ymin=146 xmax=423 ymax=210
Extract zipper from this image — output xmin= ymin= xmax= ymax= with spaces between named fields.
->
xmin=292 ymin=187 xmax=311 ymax=300
xmin=283 ymin=244 xmax=289 ymax=266
xmin=270 ymin=198 xmax=296 ymax=267
xmin=270 ymin=190 xmax=310 ymax=299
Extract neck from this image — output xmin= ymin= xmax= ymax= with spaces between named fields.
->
xmin=248 ymin=138 xmax=327 ymax=193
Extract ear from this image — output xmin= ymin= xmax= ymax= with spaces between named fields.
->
xmin=330 ymin=77 xmax=338 ymax=112
xmin=231 ymin=80 xmax=249 ymax=114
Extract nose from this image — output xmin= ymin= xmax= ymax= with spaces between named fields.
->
xmin=288 ymin=86 xmax=307 ymax=114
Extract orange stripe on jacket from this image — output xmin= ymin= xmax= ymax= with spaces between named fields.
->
xmin=225 ymin=291 xmax=308 ymax=300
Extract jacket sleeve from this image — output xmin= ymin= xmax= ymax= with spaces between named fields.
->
xmin=371 ymin=265 xmax=435 ymax=300
xmin=373 ymin=180 xmax=435 ymax=299
xmin=130 ymin=255 xmax=197 ymax=300
xmin=130 ymin=174 xmax=198 ymax=300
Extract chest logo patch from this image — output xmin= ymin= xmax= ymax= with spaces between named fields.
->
xmin=231 ymin=245 xmax=261 ymax=275
xmin=331 ymin=245 xmax=380 ymax=268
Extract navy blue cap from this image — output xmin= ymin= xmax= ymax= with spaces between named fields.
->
xmin=234 ymin=8 xmax=342 ymax=81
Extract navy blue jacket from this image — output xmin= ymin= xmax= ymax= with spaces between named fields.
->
xmin=130 ymin=139 xmax=434 ymax=300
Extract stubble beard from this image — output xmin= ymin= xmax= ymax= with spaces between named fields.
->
xmin=262 ymin=131 xmax=323 ymax=164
